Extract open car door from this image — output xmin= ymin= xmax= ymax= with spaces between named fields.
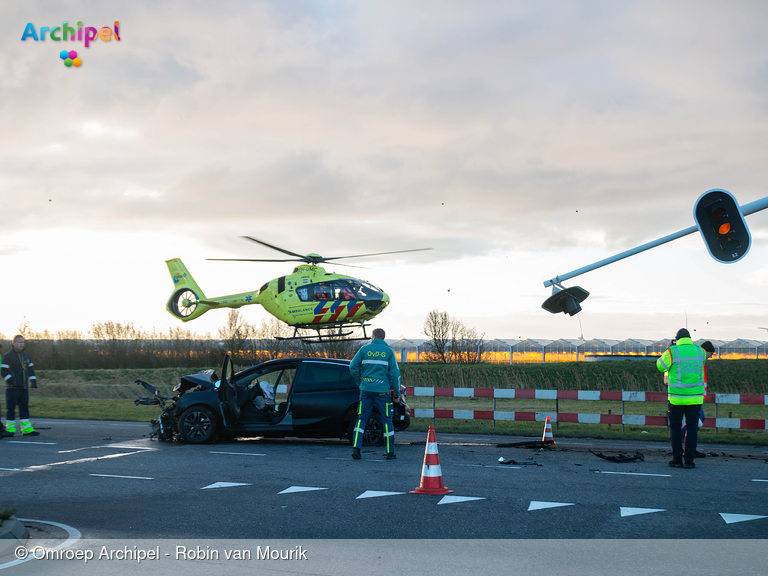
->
xmin=218 ymin=353 xmax=240 ymax=429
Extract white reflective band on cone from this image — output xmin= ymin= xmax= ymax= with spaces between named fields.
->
xmin=426 ymin=443 xmax=439 ymax=454
xmin=421 ymin=464 xmax=443 ymax=477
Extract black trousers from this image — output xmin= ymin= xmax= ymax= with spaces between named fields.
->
xmin=6 ymin=388 xmax=30 ymax=420
xmin=668 ymin=402 xmax=701 ymax=464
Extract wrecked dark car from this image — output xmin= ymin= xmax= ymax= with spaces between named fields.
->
xmin=135 ymin=355 xmax=410 ymax=445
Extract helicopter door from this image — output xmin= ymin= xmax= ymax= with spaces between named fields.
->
xmin=218 ymin=354 xmax=240 ymax=429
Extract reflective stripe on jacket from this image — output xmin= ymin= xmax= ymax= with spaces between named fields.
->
xmin=349 ymin=338 xmax=401 ymax=394
xmin=656 ymin=337 xmax=705 ymax=405
xmin=2 ymin=351 xmax=37 ymax=390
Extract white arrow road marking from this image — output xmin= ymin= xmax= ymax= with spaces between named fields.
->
xmin=620 ymin=507 xmax=666 ymax=517
xmin=357 ymin=491 xmax=407 ymax=499
xmin=89 ymin=474 xmax=154 ymax=480
xmin=720 ymin=513 xmax=768 ymax=524
xmin=201 ymin=482 xmax=253 ymax=489
xmin=528 ymin=501 xmax=575 ymax=511
xmin=279 ymin=486 xmax=328 ymax=494
xmin=438 ymin=496 xmax=486 ymax=505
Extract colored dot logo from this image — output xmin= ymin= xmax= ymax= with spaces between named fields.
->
xmin=59 ymin=49 xmax=82 ymax=68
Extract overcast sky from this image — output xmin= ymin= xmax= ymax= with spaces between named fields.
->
xmin=2 ymin=1 xmax=768 ymax=343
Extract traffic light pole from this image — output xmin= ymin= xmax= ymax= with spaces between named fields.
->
xmin=543 ymin=195 xmax=768 ymax=288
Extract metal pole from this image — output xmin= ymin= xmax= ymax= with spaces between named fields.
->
xmin=621 ymin=393 xmax=625 ymax=434
xmin=543 ymin=195 xmax=768 ymax=288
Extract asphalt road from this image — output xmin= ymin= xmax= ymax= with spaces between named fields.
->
xmin=2 ymin=419 xmax=767 ymax=574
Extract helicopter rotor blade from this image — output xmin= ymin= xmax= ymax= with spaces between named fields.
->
xmin=320 ymin=247 xmax=433 ymax=262
xmin=241 ymin=236 xmax=313 ymax=263
xmin=206 ymin=258 xmax=306 ymax=263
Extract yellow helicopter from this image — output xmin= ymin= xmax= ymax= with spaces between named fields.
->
xmin=165 ymin=237 xmax=430 ymax=341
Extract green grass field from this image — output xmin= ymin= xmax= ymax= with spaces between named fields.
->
xmin=21 ymin=361 xmax=768 ymax=445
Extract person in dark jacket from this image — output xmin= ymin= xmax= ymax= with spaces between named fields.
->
xmin=349 ymin=328 xmax=401 ymax=460
xmin=681 ymin=340 xmax=715 ymax=458
xmin=1 ymin=335 xmax=40 ymax=436
xmin=0 ymin=342 xmax=11 ymax=437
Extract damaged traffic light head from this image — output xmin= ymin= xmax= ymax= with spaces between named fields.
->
xmin=694 ymin=189 xmax=751 ymax=263
xmin=542 ymin=285 xmax=590 ymax=316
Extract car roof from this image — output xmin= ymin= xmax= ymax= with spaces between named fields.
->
xmin=238 ymin=357 xmax=351 ymax=373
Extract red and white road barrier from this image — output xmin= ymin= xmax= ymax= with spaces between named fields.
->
xmin=406 ymin=387 xmax=768 ymax=430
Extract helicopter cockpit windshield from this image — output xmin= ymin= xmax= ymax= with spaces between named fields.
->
xmin=296 ymin=280 xmax=384 ymax=303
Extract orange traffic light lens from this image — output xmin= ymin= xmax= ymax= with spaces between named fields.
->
xmin=718 ymin=223 xmax=731 ymax=234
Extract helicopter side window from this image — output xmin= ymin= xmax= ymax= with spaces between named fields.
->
xmin=334 ymin=281 xmax=356 ymax=300
xmin=297 ymin=287 xmax=309 ymax=301
xmin=314 ymin=284 xmax=333 ymax=301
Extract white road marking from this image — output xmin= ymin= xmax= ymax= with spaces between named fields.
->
xmin=0 ymin=519 xmax=81 ymax=571
xmin=58 ymin=444 xmax=157 ymax=454
xmin=621 ymin=507 xmax=666 ymax=517
xmin=7 ymin=441 xmax=57 ymax=445
xmin=23 ymin=450 xmax=148 ymax=472
xmin=0 ymin=468 xmax=32 ymax=472
xmin=209 ymin=451 xmax=266 ymax=456
xmin=438 ymin=496 xmax=486 ymax=505
xmin=357 ymin=491 xmax=406 ymax=499
xmin=279 ymin=486 xmax=328 ymax=494
xmin=597 ymin=471 xmax=672 ymax=477
xmin=201 ymin=482 xmax=253 ymax=489
xmin=751 ymin=479 xmax=768 ymax=482
xmin=720 ymin=513 xmax=768 ymax=524
xmin=528 ymin=501 xmax=575 ymax=511
xmin=89 ymin=474 xmax=154 ymax=480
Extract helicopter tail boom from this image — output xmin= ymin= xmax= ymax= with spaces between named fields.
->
xmin=165 ymin=258 xmax=214 ymax=322
xmin=165 ymin=258 xmax=265 ymax=322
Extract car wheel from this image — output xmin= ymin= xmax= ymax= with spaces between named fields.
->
xmin=347 ymin=413 xmax=384 ymax=446
xmin=178 ymin=406 xmax=217 ymax=443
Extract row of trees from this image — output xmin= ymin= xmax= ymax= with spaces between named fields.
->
xmin=422 ymin=309 xmax=486 ymax=364
xmin=3 ymin=309 xmax=483 ymax=370
xmin=5 ymin=312 xmax=363 ymax=370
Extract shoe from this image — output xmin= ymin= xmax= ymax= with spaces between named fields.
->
xmin=352 ymin=448 xmax=361 ymax=460
xmin=1 ymin=430 xmax=13 ymax=437
xmin=693 ymin=450 xmax=706 ymax=458
xmin=684 ymin=462 xmax=695 ymax=469
xmin=23 ymin=431 xmax=40 ymax=437
xmin=384 ymin=453 xmax=397 ymax=460
xmin=668 ymin=459 xmax=683 ymax=468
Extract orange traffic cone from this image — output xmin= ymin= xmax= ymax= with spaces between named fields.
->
xmin=410 ymin=426 xmax=453 ymax=495
xmin=542 ymin=416 xmax=555 ymax=444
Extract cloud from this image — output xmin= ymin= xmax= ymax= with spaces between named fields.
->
xmin=1 ymin=1 xmax=768 ymax=341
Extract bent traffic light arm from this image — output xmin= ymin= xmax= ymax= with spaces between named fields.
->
xmin=543 ymin=224 xmax=697 ymax=288
xmin=543 ymin=193 xmax=768 ymax=288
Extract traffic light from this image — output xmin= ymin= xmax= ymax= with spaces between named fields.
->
xmin=694 ymin=189 xmax=751 ymax=263
xmin=542 ymin=285 xmax=589 ymax=316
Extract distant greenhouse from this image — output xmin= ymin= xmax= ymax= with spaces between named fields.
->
xmin=386 ymin=337 xmax=767 ymax=363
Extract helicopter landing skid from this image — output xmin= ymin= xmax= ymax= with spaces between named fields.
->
xmin=275 ymin=323 xmax=370 ymax=344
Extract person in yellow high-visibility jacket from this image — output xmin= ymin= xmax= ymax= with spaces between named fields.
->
xmin=657 ymin=328 xmax=706 ymax=469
